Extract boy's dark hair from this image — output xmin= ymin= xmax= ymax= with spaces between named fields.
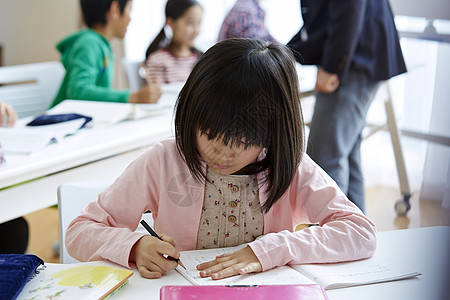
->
xmin=80 ymin=0 xmax=129 ymax=28
xmin=175 ymin=38 xmax=304 ymax=213
xmin=145 ymin=0 xmax=202 ymax=59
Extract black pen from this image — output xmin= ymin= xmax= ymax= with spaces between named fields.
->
xmin=140 ymin=220 xmax=186 ymax=269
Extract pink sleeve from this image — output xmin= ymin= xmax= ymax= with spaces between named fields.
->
xmin=249 ymin=155 xmax=377 ymax=271
xmin=65 ymin=144 xmax=164 ymax=268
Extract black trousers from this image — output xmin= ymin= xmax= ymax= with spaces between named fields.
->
xmin=0 ymin=217 xmax=29 ymax=254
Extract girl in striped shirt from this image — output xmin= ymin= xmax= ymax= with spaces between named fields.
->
xmin=144 ymin=0 xmax=203 ymax=84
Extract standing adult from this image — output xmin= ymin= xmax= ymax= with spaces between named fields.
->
xmin=288 ymin=0 xmax=406 ymax=211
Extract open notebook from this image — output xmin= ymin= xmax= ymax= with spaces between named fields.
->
xmin=176 ymin=245 xmax=422 ymax=290
xmin=0 ymin=118 xmax=86 ymax=154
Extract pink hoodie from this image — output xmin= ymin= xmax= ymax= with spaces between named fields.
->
xmin=66 ymin=138 xmax=376 ymax=271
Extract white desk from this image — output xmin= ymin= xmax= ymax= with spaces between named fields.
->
xmin=0 ymin=94 xmax=177 ymax=224
xmin=84 ymin=226 xmax=448 ymax=300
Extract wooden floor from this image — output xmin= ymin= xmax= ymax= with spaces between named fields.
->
xmin=24 ymin=208 xmax=60 ymax=263
xmin=24 ymin=185 xmax=450 ymax=263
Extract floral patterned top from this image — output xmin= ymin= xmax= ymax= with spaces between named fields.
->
xmin=196 ymin=169 xmax=264 ymax=249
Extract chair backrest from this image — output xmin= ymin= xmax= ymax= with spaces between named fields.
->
xmin=0 ymin=61 xmax=65 ymax=118
xmin=57 ymin=180 xmax=153 ymax=264
xmin=122 ymin=58 xmax=146 ymax=91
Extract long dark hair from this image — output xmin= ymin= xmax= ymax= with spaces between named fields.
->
xmin=175 ymin=38 xmax=305 ymax=213
xmin=145 ymin=0 xmax=202 ymax=59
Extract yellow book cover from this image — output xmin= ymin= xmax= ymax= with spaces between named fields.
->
xmin=17 ymin=261 xmax=133 ymax=300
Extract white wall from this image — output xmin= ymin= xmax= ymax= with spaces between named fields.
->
xmin=0 ymin=0 xmax=301 ymax=65
xmin=0 ymin=0 xmax=80 ymax=66
xmin=124 ymin=0 xmax=302 ymax=61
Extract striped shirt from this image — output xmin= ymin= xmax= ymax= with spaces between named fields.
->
xmin=218 ymin=0 xmax=276 ymax=42
xmin=145 ymin=48 xmax=198 ymax=84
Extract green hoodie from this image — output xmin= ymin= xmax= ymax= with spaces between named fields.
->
xmin=52 ymin=29 xmax=130 ymax=107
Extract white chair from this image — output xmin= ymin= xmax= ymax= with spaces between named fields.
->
xmin=0 ymin=61 xmax=65 ymax=118
xmin=57 ymin=180 xmax=153 ymax=264
xmin=122 ymin=58 xmax=146 ymax=91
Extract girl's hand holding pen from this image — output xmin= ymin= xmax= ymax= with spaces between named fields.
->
xmin=196 ymin=246 xmax=262 ymax=280
xmin=130 ymin=234 xmax=180 ymax=279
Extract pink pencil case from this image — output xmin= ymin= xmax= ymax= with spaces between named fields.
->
xmin=160 ymin=284 xmax=329 ymax=300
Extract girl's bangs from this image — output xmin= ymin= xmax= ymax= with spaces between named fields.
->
xmin=195 ymin=92 xmax=271 ymax=149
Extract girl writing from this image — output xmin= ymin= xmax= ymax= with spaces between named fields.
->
xmin=144 ymin=0 xmax=203 ymax=84
xmin=66 ymin=38 xmax=376 ymax=280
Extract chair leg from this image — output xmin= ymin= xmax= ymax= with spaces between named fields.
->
xmin=383 ymin=82 xmax=412 ymax=216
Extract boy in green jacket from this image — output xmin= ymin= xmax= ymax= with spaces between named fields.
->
xmin=52 ymin=0 xmax=161 ymax=107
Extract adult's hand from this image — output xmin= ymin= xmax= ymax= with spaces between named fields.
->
xmin=315 ymin=67 xmax=340 ymax=93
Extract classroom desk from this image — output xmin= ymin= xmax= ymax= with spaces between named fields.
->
xmin=55 ymin=226 xmax=447 ymax=300
xmin=0 ymin=94 xmax=176 ymax=224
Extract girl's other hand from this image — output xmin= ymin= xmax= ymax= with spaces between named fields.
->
xmin=144 ymin=71 xmax=163 ymax=103
xmin=128 ymin=73 xmax=162 ymax=104
xmin=130 ymin=234 xmax=180 ymax=279
xmin=196 ymin=246 xmax=262 ymax=280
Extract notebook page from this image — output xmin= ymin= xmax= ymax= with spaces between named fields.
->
xmin=290 ymin=255 xmax=421 ymax=290
xmin=0 ymin=118 xmax=85 ymax=154
xmin=0 ymin=128 xmax=54 ymax=154
xmin=177 ymin=246 xmax=314 ymax=286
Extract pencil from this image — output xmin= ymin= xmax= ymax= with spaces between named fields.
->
xmin=139 ymin=220 xmax=186 ymax=270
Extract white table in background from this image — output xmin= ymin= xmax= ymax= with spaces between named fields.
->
xmin=0 ymin=93 xmax=177 ymax=224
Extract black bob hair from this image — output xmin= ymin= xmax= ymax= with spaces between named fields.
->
xmin=175 ymin=38 xmax=305 ymax=213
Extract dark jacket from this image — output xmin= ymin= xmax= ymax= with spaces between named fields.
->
xmin=287 ymin=0 xmax=407 ymax=81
